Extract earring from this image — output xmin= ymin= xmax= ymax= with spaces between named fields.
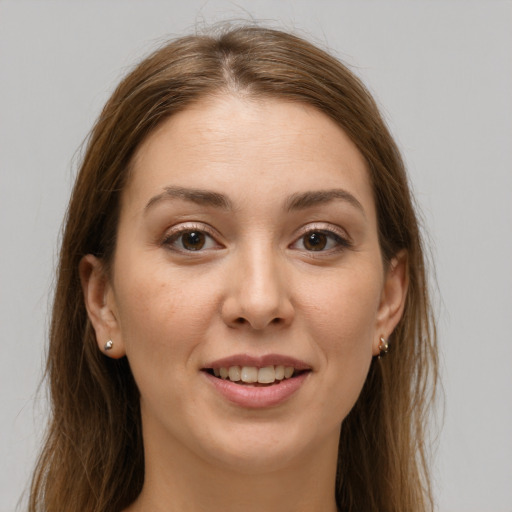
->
xmin=104 ymin=340 xmax=113 ymax=351
xmin=378 ymin=336 xmax=389 ymax=359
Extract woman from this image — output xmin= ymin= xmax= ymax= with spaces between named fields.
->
xmin=29 ymin=25 xmax=438 ymax=512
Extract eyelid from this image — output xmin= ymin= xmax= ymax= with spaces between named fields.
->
xmin=296 ymin=222 xmax=350 ymax=240
xmin=161 ymin=222 xmax=223 ymax=252
xmin=291 ymin=222 xmax=353 ymax=251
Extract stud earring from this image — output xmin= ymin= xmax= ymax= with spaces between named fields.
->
xmin=104 ymin=340 xmax=113 ymax=351
xmin=378 ymin=336 xmax=389 ymax=359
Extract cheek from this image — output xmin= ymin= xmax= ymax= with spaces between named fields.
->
xmin=112 ymin=258 xmax=220 ymax=375
xmin=298 ymin=266 xmax=382 ymax=418
xmin=301 ymin=266 xmax=382 ymax=349
xmin=112 ymin=265 xmax=223 ymax=439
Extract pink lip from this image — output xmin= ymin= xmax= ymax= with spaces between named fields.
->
xmin=204 ymin=353 xmax=311 ymax=371
xmin=202 ymin=370 xmax=309 ymax=409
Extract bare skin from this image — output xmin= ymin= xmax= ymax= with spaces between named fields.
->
xmin=80 ymin=95 xmax=408 ymax=512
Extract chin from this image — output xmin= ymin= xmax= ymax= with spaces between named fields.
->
xmin=191 ymin=419 xmax=338 ymax=475
xmin=205 ymin=442 xmax=305 ymax=475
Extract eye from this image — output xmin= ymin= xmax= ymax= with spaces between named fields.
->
xmin=292 ymin=229 xmax=351 ymax=252
xmin=163 ymin=227 xmax=219 ymax=252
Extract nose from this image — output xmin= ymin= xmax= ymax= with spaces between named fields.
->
xmin=221 ymin=246 xmax=294 ymax=331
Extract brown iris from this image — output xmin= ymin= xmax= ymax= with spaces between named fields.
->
xmin=303 ymin=232 xmax=328 ymax=251
xmin=181 ymin=231 xmax=206 ymax=250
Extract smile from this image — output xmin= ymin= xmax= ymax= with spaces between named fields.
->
xmin=202 ymin=355 xmax=311 ymax=408
xmin=207 ymin=365 xmax=305 ymax=385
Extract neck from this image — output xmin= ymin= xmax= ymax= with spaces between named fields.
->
xmin=126 ymin=423 xmax=340 ymax=512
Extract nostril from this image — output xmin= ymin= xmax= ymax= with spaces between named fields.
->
xmin=234 ymin=316 xmax=283 ymax=327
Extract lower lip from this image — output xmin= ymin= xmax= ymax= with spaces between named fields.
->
xmin=203 ymin=371 xmax=309 ymax=409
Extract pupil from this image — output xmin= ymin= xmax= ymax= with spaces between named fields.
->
xmin=183 ymin=231 xmax=205 ymax=250
xmin=305 ymin=232 xmax=327 ymax=251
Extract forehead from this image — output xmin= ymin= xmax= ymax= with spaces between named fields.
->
xmin=126 ymin=95 xmax=375 ymax=218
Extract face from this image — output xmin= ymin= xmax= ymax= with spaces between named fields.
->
xmin=82 ymin=95 xmax=407 ymax=474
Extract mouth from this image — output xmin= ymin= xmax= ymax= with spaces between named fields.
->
xmin=202 ymin=355 xmax=311 ymax=408
xmin=204 ymin=365 xmax=310 ymax=386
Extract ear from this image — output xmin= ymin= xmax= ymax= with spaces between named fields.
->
xmin=372 ymin=250 xmax=409 ymax=356
xmin=79 ymin=254 xmax=126 ymax=359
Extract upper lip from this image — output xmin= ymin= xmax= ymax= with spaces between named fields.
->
xmin=203 ymin=353 xmax=312 ymax=370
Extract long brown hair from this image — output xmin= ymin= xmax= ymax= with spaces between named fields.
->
xmin=29 ymin=25 xmax=438 ymax=512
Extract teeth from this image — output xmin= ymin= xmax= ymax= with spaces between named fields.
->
xmin=241 ymin=366 xmax=258 ymax=383
xmin=228 ymin=366 xmax=241 ymax=381
xmin=257 ymin=366 xmax=275 ymax=384
xmin=284 ymin=366 xmax=294 ymax=379
xmin=213 ymin=365 xmax=297 ymax=384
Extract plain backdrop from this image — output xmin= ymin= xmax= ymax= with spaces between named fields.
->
xmin=1 ymin=1 xmax=511 ymax=511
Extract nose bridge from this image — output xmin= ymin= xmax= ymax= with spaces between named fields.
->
xmin=223 ymin=238 xmax=293 ymax=330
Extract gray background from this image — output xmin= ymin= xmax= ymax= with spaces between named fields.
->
xmin=1 ymin=1 xmax=511 ymax=511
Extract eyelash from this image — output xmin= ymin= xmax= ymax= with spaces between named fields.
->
xmin=291 ymin=225 xmax=352 ymax=254
xmin=161 ymin=224 xmax=220 ymax=253
xmin=161 ymin=223 xmax=352 ymax=254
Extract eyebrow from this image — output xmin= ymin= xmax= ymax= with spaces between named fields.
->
xmin=145 ymin=186 xmax=233 ymax=212
xmin=144 ymin=186 xmax=365 ymax=217
xmin=285 ymin=189 xmax=366 ymax=217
